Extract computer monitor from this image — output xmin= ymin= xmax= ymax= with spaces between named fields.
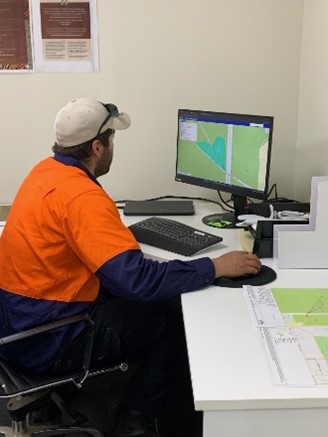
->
xmin=175 ymin=109 xmax=274 ymax=227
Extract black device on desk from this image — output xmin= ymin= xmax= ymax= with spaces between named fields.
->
xmin=249 ymin=202 xmax=310 ymax=217
xmin=129 ymin=216 xmax=222 ymax=256
xmin=123 ymin=200 xmax=195 ymax=216
xmin=251 ymin=218 xmax=309 ymax=258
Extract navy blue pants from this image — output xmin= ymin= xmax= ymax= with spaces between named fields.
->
xmin=50 ymin=294 xmax=201 ymax=435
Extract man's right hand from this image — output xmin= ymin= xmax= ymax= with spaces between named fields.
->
xmin=212 ymin=251 xmax=261 ymax=278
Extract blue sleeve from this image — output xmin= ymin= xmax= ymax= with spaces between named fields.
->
xmin=95 ymin=249 xmax=215 ymax=301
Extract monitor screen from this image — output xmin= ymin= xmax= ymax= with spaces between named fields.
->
xmin=175 ymin=109 xmax=274 ymax=227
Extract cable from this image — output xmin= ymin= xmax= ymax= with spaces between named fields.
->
xmin=267 ymin=197 xmax=301 ymax=203
xmin=217 ymin=192 xmax=234 ymax=212
xmin=264 ymin=183 xmax=301 ymax=204
xmin=115 ymin=190 xmax=302 ymax=212
xmin=266 ymin=183 xmax=278 ymax=200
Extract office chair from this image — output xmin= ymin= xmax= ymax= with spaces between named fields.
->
xmin=0 ymin=314 xmax=128 ymax=437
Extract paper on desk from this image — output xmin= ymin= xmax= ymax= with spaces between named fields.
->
xmin=244 ymin=286 xmax=328 ymax=386
xmin=259 ymin=326 xmax=323 ymax=385
xmin=244 ymin=286 xmax=328 ymax=328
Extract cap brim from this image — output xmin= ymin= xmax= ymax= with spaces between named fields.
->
xmin=106 ymin=112 xmax=131 ymax=130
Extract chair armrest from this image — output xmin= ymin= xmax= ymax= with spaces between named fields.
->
xmin=0 ymin=314 xmax=93 ymax=345
xmin=0 ymin=314 xmax=95 ymax=386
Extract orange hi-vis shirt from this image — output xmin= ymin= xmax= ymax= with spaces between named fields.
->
xmin=0 ymin=157 xmax=140 ymax=302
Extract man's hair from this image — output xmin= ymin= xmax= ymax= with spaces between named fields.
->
xmin=52 ymin=129 xmax=113 ymax=160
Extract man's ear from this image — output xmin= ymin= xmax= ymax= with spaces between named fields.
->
xmin=91 ymin=139 xmax=103 ymax=157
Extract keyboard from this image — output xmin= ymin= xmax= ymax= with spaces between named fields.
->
xmin=128 ymin=216 xmax=223 ymax=256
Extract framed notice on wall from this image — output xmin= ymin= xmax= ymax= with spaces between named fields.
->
xmin=0 ymin=0 xmax=34 ymax=72
xmin=31 ymin=0 xmax=99 ymax=72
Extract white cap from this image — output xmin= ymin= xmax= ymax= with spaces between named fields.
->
xmin=54 ymin=97 xmax=131 ymax=147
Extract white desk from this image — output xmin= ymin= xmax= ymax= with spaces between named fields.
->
xmin=124 ymin=200 xmax=328 ymax=437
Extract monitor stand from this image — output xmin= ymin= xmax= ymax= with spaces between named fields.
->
xmin=202 ymin=194 xmax=248 ymax=229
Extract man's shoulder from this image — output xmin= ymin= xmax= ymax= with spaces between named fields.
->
xmin=27 ymin=157 xmax=114 ymax=208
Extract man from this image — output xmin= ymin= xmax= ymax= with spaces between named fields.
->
xmin=0 ymin=97 xmax=261 ymax=437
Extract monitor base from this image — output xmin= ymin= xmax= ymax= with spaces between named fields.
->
xmin=202 ymin=212 xmax=239 ymax=229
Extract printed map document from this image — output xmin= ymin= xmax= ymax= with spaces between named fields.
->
xmin=244 ymin=286 xmax=328 ymax=386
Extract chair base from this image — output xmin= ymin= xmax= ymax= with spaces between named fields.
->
xmin=0 ymin=393 xmax=106 ymax=437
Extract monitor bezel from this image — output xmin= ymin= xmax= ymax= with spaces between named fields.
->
xmin=175 ymin=108 xmax=274 ymax=201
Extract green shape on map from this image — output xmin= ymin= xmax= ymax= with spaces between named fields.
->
xmin=198 ymin=136 xmax=226 ymax=170
xmin=315 ymin=336 xmax=328 ymax=361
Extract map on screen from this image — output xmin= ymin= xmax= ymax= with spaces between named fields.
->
xmin=177 ymin=117 xmax=270 ymax=192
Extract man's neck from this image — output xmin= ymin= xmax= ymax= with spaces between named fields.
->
xmin=53 ymin=154 xmax=101 ymax=186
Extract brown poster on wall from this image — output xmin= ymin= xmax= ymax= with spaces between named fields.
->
xmin=32 ymin=0 xmax=98 ymax=72
xmin=40 ymin=1 xmax=91 ymax=61
xmin=0 ymin=0 xmax=33 ymax=71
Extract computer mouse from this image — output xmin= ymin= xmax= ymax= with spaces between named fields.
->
xmin=238 ymin=214 xmax=264 ymax=221
xmin=213 ymin=265 xmax=277 ymax=288
xmin=236 ymin=214 xmax=268 ymax=227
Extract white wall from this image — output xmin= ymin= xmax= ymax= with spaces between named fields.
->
xmin=295 ymin=0 xmax=328 ymax=201
xmin=0 ymin=0 xmax=303 ymax=204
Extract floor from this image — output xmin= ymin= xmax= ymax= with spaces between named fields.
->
xmin=0 ymin=366 xmax=203 ymax=437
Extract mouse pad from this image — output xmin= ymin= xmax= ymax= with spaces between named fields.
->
xmin=213 ymin=265 xmax=276 ymax=288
